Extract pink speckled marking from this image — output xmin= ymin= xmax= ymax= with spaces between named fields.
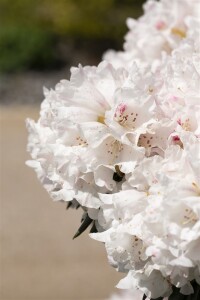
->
xmin=177 ymin=118 xmax=182 ymax=125
xmin=117 ymin=103 xmax=127 ymax=114
xmin=155 ymin=20 xmax=166 ymax=30
xmin=171 ymin=95 xmax=178 ymax=101
xmin=114 ymin=103 xmax=127 ymax=117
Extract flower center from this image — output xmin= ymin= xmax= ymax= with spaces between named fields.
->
xmin=183 ymin=207 xmax=198 ymax=225
xmin=75 ymin=136 xmax=88 ymax=147
xmin=171 ymin=27 xmax=186 ymax=38
xmin=114 ymin=103 xmax=138 ymax=129
xmin=178 ymin=118 xmax=191 ymax=131
xmin=138 ymin=134 xmax=153 ymax=149
xmin=97 ymin=115 xmax=105 ymax=124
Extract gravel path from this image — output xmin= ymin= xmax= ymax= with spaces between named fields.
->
xmin=0 ymin=69 xmax=70 ymax=105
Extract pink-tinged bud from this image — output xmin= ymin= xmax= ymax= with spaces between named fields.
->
xmin=172 ymin=135 xmax=180 ymax=142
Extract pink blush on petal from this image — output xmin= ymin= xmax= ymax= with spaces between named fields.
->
xmin=155 ymin=20 xmax=166 ymax=30
xmin=115 ymin=103 xmax=127 ymax=117
xmin=177 ymin=118 xmax=182 ymax=125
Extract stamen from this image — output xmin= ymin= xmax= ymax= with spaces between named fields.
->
xmin=114 ymin=103 xmax=138 ymax=130
xmin=171 ymin=27 xmax=186 ymax=38
xmin=183 ymin=207 xmax=198 ymax=225
xmin=97 ymin=115 xmax=105 ymax=124
xmin=181 ymin=118 xmax=191 ymax=131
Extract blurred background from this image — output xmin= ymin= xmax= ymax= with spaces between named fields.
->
xmin=0 ymin=1 xmax=145 ymax=299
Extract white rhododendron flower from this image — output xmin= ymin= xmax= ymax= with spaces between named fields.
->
xmin=27 ymin=0 xmax=200 ymax=298
xmin=107 ymin=289 xmax=148 ymax=300
xmin=104 ymin=0 xmax=200 ymax=70
xmin=27 ymin=61 xmax=148 ymax=208
xmin=107 ymin=290 xmax=169 ymax=300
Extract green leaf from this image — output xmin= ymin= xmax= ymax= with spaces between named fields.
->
xmin=90 ymin=221 xmax=98 ymax=233
xmin=66 ymin=201 xmax=72 ymax=209
xmin=73 ymin=213 xmax=93 ymax=239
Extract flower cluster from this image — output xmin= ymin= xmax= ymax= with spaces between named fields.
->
xmin=27 ymin=0 xmax=200 ymax=298
xmin=104 ymin=0 xmax=200 ymax=70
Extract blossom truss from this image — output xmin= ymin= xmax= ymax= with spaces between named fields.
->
xmin=26 ymin=0 xmax=200 ymax=299
xmin=90 ymin=19 xmax=200 ymax=300
xmin=27 ymin=59 xmax=167 ymax=209
xmin=104 ymin=0 xmax=200 ymax=70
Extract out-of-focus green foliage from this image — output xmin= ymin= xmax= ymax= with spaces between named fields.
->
xmin=0 ymin=0 xmax=145 ymax=72
xmin=0 ymin=26 xmax=61 ymax=72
